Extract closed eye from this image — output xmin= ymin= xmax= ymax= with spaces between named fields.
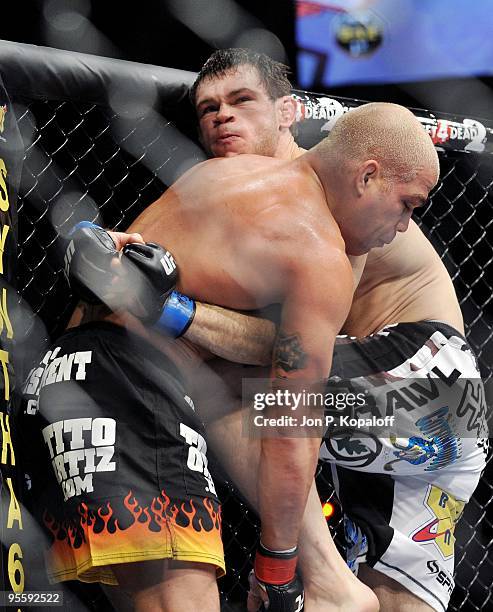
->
xmin=200 ymin=105 xmax=217 ymax=117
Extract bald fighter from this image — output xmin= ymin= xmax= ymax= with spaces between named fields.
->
xmin=184 ymin=220 xmax=486 ymax=612
xmin=177 ymin=50 xmax=486 ymax=612
xmin=187 ymin=50 xmax=486 ymax=612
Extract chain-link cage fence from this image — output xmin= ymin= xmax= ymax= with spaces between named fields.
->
xmin=4 ymin=43 xmax=493 ymax=611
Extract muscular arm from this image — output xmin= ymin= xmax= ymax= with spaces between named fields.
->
xmin=184 ymin=255 xmax=366 ymax=365
xmin=259 ymin=242 xmax=354 ymax=550
xmin=100 ymin=229 xmax=363 ymax=366
xmin=184 ymin=302 xmax=276 ymax=365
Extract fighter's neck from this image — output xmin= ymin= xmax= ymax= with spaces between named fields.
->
xmin=303 ymin=149 xmax=348 ymax=219
xmin=273 ymin=134 xmax=305 ymax=161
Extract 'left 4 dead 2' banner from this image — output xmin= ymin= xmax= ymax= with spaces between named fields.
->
xmin=0 ymin=73 xmax=26 ymax=601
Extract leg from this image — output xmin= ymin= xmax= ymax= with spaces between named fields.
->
xmin=112 ymin=560 xmax=220 ymax=612
xmin=358 ymin=565 xmax=434 ymax=612
xmin=335 ymin=466 xmax=466 ymax=612
xmin=297 ymin=484 xmax=379 ymax=612
xmin=206 ymin=413 xmax=378 ymax=611
xmin=195 ymin=361 xmax=378 ymax=612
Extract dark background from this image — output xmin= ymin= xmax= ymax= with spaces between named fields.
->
xmin=1 ymin=0 xmax=493 ymax=120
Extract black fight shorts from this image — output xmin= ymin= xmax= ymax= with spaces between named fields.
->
xmin=22 ymin=321 xmax=224 ymax=585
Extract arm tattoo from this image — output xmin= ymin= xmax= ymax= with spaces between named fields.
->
xmin=274 ymin=332 xmax=307 ymax=374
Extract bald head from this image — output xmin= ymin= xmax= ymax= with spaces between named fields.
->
xmin=316 ymin=102 xmax=439 ymax=185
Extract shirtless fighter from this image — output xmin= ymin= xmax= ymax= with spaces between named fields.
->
xmin=23 ymin=101 xmax=438 ymax=612
xmin=180 ymin=50 xmax=487 ymax=612
xmin=85 ymin=50 xmax=484 ymax=612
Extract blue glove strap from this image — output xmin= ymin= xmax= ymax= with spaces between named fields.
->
xmin=155 ymin=291 xmax=196 ymax=338
xmin=68 ymin=221 xmax=103 ymax=237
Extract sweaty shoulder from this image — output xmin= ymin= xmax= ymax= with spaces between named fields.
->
xmin=247 ymin=159 xmax=339 ymax=238
xmin=173 ymin=154 xmax=284 ymax=186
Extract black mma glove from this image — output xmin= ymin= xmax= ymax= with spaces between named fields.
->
xmin=121 ymin=241 xmax=178 ymax=323
xmin=64 ymin=222 xmax=183 ymax=327
xmin=252 ymin=542 xmax=305 ymax=611
xmin=64 ymin=221 xmax=118 ymax=304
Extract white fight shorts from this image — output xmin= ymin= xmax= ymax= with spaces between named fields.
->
xmin=320 ymin=321 xmax=488 ymax=612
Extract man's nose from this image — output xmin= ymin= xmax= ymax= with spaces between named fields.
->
xmin=214 ymin=103 xmax=234 ymax=124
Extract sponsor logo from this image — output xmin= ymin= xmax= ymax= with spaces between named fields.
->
xmin=415 ymin=407 xmax=460 ymax=470
xmin=385 ymin=434 xmax=439 ymax=471
xmin=322 ymin=428 xmax=382 ymax=467
xmin=429 ymin=120 xmax=452 ymax=145
xmin=384 ymin=406 xmax=461 ymax=472
xmin=160 ymin=250 xmax=176 ymax=276
xmin=293 ymin=95 xmax=347 ymax=133
xmin=333 ymin=11 xmax=384 ymax=57
xmin=384 ymin=363 xmax=461 ymax=416
xmin=412 ymin=485 xmax=465 ymax=559
xmin=42 ymin=417 xmax=117 ymax=501
xmin=179 ymin=423 xmax=217 ymax=496
xmin=456 ymin=378 xmax=488 ymax=439
xmin=419 ymin=116 xmax=487 ymax=152
xmin=23 ymin=347 xmax=92 ymax=415
xmin=427 ymin=560 xmax=454 ymax=595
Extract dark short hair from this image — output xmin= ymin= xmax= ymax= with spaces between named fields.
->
xmin=190 ymin=48 xmax=293 ymax=106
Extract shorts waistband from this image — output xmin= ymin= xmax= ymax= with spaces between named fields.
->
xmin=378 ymin=320 xmax=467 ymax=343
xmin=332 ymin=320 xmax=471 ymax=380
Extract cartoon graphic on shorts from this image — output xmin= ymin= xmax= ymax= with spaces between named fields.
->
xmin=384 ymin=406 xmax=461 ymax=472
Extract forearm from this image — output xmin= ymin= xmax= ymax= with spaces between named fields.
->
xmin=258 ymin=436 xmax=320 ymax=550
xmin=183 ymin=301 xmax=276 ymax=366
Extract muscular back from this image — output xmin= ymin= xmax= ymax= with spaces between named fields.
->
xmin=127 ymin=155 xmax=338 ymax=309
xmin=112 ymin=154 xmax=354 ymax=386
xmin=343 ymin=220 xmax=464 ymax=336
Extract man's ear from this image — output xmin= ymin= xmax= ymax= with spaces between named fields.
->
xmin=355 ymin=160 xmax=379 ymax=195
xmin=278 ymin=96 xmax=297 ymax=129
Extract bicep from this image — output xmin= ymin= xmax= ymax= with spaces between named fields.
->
xmin=273 ymin=252 xmax=353 ymax=382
